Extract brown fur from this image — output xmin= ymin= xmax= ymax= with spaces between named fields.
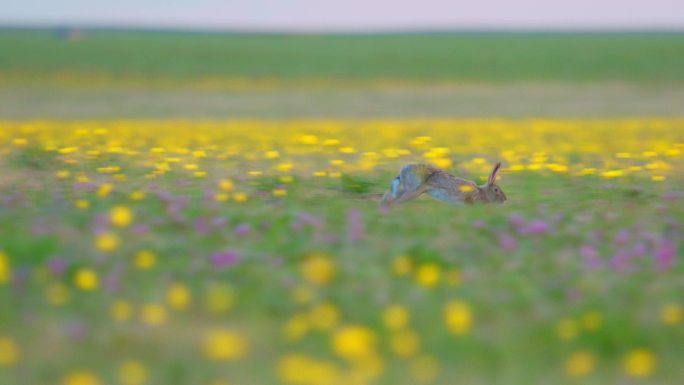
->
xmin=381 ymin=162 xmax=507 ymax=207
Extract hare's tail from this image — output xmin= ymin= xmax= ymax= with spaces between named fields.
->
xmin=380 ymin=175 xmax=401 ymax=207
xmin=389 ymin=176 xmax=401 ymax=199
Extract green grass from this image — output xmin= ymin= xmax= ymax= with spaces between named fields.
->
xmin=1 ymin=29 xmax=684 ymax=83
xmin=1 ymin=150 xmax=683 ymax=384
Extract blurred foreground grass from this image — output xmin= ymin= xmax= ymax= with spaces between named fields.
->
xmin=1 ymin=119 xmax=683 ymax=384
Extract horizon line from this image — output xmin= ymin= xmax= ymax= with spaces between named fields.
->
xmin=2 ymin=23 xmax=684 ymax=35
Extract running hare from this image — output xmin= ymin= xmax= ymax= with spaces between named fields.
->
xmin=381 ymin=162 xmax=506 ymax=207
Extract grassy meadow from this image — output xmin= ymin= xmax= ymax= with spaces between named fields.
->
xmin=2 ymin=30 xmax=684 ymax=83
xmin=1 ymin=30 xmax=684 ymax=385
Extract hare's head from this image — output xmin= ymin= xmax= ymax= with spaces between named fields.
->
xmin=483 ymin=162 xmax=507 ymax=203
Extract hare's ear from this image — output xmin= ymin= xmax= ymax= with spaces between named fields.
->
xmin=488 ymin=162 xmax=501 ymax=184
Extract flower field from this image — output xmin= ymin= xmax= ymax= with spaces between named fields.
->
xmin=1 ymin=118 xmax=684 ymax=385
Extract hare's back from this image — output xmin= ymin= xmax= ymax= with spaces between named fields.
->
xmin=399 ymin=164 xmax=438 ymax=190
xmin=426 ymin=171 xmax=476 ymax=190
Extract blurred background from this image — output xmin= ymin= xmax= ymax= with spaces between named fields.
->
xmin=2 ymin=0 xmax=684 ymax=119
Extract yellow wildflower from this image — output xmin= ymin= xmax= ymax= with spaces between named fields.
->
xmin=73 ymin=268 xmax=98 ymax=291
xmin=96 ymin=183 xmax=113 ymax=197
xmin=309 ymin=302 xmax=340 ymax=331
xmin=623 ymin=349 xmax=656 ymax=378
xmin=232 ymin=192 xmax=248 ymax=203
xmin=382 ymin=304 xmax=409 ymax=330
xmin=111 ymin=300 xmax=133 ymax=322
xmin=204 ymin=284 xmax=234 ymax=313
xmin=433 ymin=158 xmax=452 ymax=169
xmin=300 ymin=254 xmax=334 ymax=285
xmin=291 ymin=285 xmax=314 ymax=304
xmin=166 ymin=282 xmax=191 ymax=310
xmin=0 ymin=251 xmax=10 ymax=283
xmin=331 ymin=326 xmax=376 ymax=360
xmin=95 ymin=232 xmax=119 ymax=252
xmin=134 ymin=250 xmax=156 ymax=270
xmin=119 ymin=360 xmax=147 ymax=385
xmin=129 ymin=191 xmax=146 ymax=200
xmin=444 ymin=300 xmax=472 ymax=335
xmin=140 ymin=303 xmax=167 ymax=325
xmin=284 ymin=314 xmax=310 ymax=341
xmin=415 ymin=263 xmax=440 ymax=287
xmin=202 ymin=330 xmax=248 ymax=361
xmin=0 ymin=337 xmax=18 ymax=366
xmin=110 ymin=205 xmax=133 ymax=227
xmin=12 ymin=138 xmax=27 ymax=146
xmin=45 ymin=282 xmax=70 ymax=305
xmin=556 ymin=318 xmax=578 ymax=340
xmin=265 ymin=150 xmax=280 ymax=159
xmin=391 ymin=330 xmax=419 ymax=357
xmin=409 ymin=355 xmax=439 ymax=384
xmin=276 ymin=162 xmax=293 ymax=172
xmin=62 ymin=371 xmax=102 ymax=385
xmin=581 ymin=311 xmax=602 ymax=331
xmin=278 ymin=353 xmax=341 ymax=385
xmin=392 ymin=255 xmax=412 ymax=276
xmin=661 ymin=303 xmax=683 ymax=325
xmin=564 ymin=351 xmax=595 ymax=377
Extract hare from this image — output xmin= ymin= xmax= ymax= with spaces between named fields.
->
xmin=381 ymin=162 xmax=506 ymax=207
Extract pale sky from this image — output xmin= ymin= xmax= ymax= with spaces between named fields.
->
xmin=2 ymin=0 xmax=684 ymax=31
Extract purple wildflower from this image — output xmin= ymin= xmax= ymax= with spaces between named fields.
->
xmin=654 ymin=239 xmax=677 ymax=270
xmin=211 ymin=217 xmax=227 ymax=227
xmin=613 ymin=229 xmax=630 ymax=246
xmin=590 ymin=230 xmax=603 ymax=243
xmin=291 ymin=213 xmax=323 ymax=231
xmin=47 ymin=257 xmax=68 ymax=276
xmin=521 ymin=219 xmax=549 ymax=235
xmin=663 ymin=191 xmax=682 ymax=201
xmin=472 ymin=220 xmax=485 ymax=229
xmin=103 ymin=271 xmax=121 ymax=293
xmin=66 ymin=321 xmax=88 ymax=341
xmin=346 ymin=209 xmax=364 ymax=242
xmin=156 ymin=191 xmax=174 ymax=202
xmin=194 ymin=217 xmax=210 ymax=235
xmin=498 ymin=233 xmax=517 ymax=252
xmin=234 ymin=223 xmax=251 ymax=237
xmin=580 ymin=245 xmax=602 ymax=269
xmin=566 ymin=287 xmax=582 ymax=302
xmin=210 ymin=250 xmax=241 ymax=268
xmin=609 ymin=250 xmax=632 ymax=273
xmin=90 ymin=213 xmax=110 ymax=234
xmin=508 ymin=214 xmax=526 ymax=228
xmin=631 ymin=242 xmax=647 ymax=258
xmin=131 ymin=223 xmax=149 ymax=235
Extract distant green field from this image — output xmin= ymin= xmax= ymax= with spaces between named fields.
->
xmin=1 ymin=30 xmax=684 ymax=83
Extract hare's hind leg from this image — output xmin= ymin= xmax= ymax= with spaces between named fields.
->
xmin=388 ymin=165 xmax=428 ymax=205
xmin=399 ymin=165 xmax=424 ymax=192
xmin=393 ymin=183 xmax=428 ymax=204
